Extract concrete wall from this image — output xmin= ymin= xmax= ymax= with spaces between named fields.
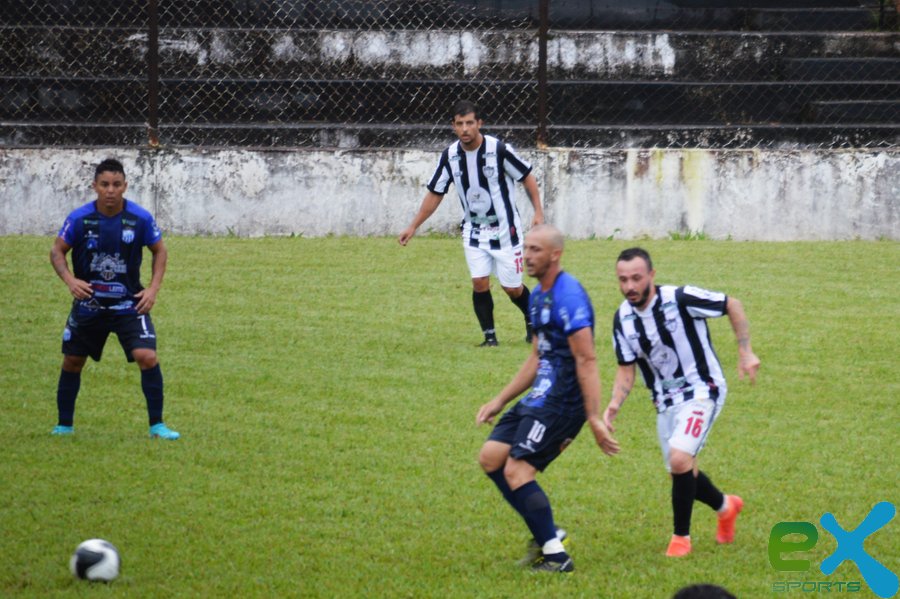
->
xmin=1 ymin=147 xmax=897 ymax=240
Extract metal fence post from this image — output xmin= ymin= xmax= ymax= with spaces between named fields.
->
xmin=147 ymin=0 xmax=160 ymax=147
xmin=536 ymin=0 xmax=549 ymax=148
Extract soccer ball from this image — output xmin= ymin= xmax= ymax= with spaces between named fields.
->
xmin=69 ymin=539 xmax=120 ymax=581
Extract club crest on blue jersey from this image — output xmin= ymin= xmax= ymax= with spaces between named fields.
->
xmin=90 ymin=253 xmax=127 ymax=282
xmin=122 ymin=229 xmax=135 ymax=244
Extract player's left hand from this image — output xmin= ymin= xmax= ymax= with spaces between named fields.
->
xmin=134 ymin=286 xmax=159 ymax=314
xmin=738 ymin=350 xmax=760 ymax=385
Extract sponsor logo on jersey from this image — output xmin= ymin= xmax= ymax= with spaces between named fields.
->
xmin=91 ymin=281 xmax=127 ymax=298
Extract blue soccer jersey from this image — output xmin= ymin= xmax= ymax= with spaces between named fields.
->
xmin=58 ymin=200 xmax=162 ymax=314
xmin=520 ymin=271 xmax=595 ymax=416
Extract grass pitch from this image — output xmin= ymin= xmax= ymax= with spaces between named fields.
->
xmin=0 ymin=236 xmax=897 ymax=598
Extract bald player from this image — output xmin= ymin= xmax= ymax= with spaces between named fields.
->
xmin=475 ymin=224 xmax=619 ymax=573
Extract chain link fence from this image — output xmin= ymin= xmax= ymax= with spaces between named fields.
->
xmin=1 ymin=0 xmax=897 ymax=149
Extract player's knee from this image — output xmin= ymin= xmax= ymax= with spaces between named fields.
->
xmin=502 ymin=285 xmax=523 ymax=298
xmin=62 ymin=355 xmax=87 ymax=372
xmin=503 ymin=460 xmax=534 ymax=489
xmin=669 ymin=451 xmax=694 ymax=474
xmin=472 ymin=277 xmax=491 ymax=293
xmin=478 ymin=444 xmax=505 ymax=473
xmin=133 ymin=350 xmax=158 ymax=370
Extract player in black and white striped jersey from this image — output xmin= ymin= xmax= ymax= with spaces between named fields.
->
xmin=603 ymin=247 xmax=760 ymax=558
xmin=398 ymin=100 xmax=544 ymax=347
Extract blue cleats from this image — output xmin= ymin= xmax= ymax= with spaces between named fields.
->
xmin=51 ymin=425 xmax=74 ymax=436
xmin=149 ymin=423 xmax=180 ymax=440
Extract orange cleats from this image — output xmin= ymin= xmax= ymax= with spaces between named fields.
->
xmin=716 ymin=495 xmax=744 ymax=544
xmin=666 ymin=535 xmax=692 ymax=557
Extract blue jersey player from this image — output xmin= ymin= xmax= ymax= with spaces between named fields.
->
xmin=49 ymin=158 xmax=179 ymax=440
xmin=476 ymin=224 xmax=618 ymax=573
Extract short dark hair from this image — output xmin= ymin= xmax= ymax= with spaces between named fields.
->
xmin=672 ymin=584 xmax=736 ymax=599
xmin=95 ymin=158 xmax=125 ymax=180
xmin=617 ymin=247 xmax=653 ymax=271
xmin=452 ymin=100 xmax=479 ymax=121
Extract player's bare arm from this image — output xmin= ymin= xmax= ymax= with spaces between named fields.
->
xmin=398 ymin=191 xmax=444 ymax=245
xmin=603 ymin=363 xmax=636 ymax=433
xmin=568 ymin=327 xmax=619 ymax=455
xmin=50 ymin=237 xmax=92 ymax=299
xmin=134 ymin=239 xmax=167 ymax=315
xmin=726 ymin=296 xmax=760 ymax=384
xmin=476 ymin=347 xmax=540 ymax=425
xmin=521 ymin=173 xmax=544 ymax=227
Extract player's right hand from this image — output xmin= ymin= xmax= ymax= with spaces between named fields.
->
xmin=397 ymin=226 xmax=416 ymax=246
xmin=590 ymin=417 xmax=620 ymax=456
xmin=476 ymin=398 xmax=503 ymax=426
xmin=68 ymin=278 xmax=94 ymax=300
xmin=602 ymin=404 xmax=619 ymax=433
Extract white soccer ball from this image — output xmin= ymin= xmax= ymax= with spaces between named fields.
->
xmin=69 ymin=539 xmax=120 ymax=581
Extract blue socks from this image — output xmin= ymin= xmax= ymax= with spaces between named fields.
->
xmin=513 ymin=480 xmax=558 ymax=548
xmin=56 ymin=369 xmax=81 ymax=427
xmin=487 ymin=469 xmax=522 ymax=514
xmin=141 ymin=364 xmax=164 ymax=426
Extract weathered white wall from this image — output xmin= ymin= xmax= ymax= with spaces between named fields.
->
xmin=0 ymin=147 xmax=897 ymax=240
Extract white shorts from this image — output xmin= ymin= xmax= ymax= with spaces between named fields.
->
xmin=656 ymin=398 xmax=721 ymax=472
xmin=463 ymin=242 xmax=524 ymax=288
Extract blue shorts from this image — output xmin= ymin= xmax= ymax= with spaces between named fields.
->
xmin=488 ymin=401 xmax=585 ymax=471
xmin=62 ymin=308 xmax=158 ymax=362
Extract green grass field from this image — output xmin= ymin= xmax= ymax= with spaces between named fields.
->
xmin=1 ymin=236 xmax=897 ymax=598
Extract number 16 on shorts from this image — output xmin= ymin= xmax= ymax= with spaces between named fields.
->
xmin=666 ymin=398 xmax=717 ymax=456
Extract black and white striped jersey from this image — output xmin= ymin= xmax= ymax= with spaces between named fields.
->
xmin=427 ymin=134 xmax=532 ymax=250
xmin=612 ymin=285 xmax=729 ymax=412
